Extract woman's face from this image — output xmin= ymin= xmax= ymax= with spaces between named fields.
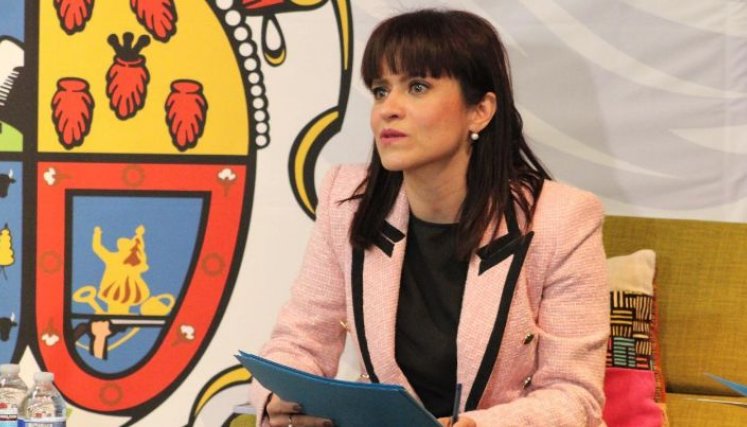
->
xmin=369 ymin=68 xmax=478 ymax=179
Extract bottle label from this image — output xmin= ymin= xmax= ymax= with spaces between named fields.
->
xmin=0 ymin=407 xmax=19 ymax=426
xmin=18 ymin=418 xmax=65 ymax=427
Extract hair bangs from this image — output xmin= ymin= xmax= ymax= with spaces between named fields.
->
xmin=361 ymin=10 xmax=468 ymax=87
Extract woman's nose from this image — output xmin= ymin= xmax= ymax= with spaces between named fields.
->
xmin=378 ymin=91 xmax=404 ymax=120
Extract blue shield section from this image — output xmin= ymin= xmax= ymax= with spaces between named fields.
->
xmin=0 ymin=161 xmax=22 ymax=362
xmin=70 ymin=193 xmax=203 ymax=374
xmin=0 ymin=0 xmax=23 ymax=41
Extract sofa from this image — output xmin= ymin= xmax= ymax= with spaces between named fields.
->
xmin=603 ymin=215 xmax=747 ymax=426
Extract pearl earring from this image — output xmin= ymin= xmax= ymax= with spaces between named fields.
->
xmin=470 ymin=131 xmax=479 ymax=142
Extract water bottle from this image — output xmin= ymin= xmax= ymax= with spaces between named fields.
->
xmin=18 ymin=372 xmax=66 ymax=427
xmin=0 ymin=363 xmax=28 ymax=426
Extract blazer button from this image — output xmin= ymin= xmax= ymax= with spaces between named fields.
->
xmin=339 ymin=320 xmax=349 ymax=331
xmin=522 ymin=376 xmax=532 ymax=389
xmin=360 ymin=373 xmax=370 ymax=380
xmin=522 ymin=333 xmax=534 ymax=345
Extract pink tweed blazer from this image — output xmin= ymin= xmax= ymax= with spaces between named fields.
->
xmin=251 ymin=164 xmax=609 ymax=426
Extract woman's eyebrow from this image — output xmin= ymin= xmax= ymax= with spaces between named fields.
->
xmin=370 ymin=77 xmax=389 ymax=87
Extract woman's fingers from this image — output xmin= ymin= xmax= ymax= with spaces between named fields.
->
xmin=266 ymin=393 xmax=302 ymax=415
xmin=269 ymin=412 xmax=334 ymax=427
xmin=284 ymin=414 xmax=334 ymax=427
xmin=454 ymin=416 xmax=477 ymax=426
xmin=266 ymin=394 xmax=302 ymax=427
xmin=266 ymin=394 xmax=334 ymax=426
xmin=437 ymin=416 xmax=476 ymax=427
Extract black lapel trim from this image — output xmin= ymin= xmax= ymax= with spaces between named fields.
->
xmin=477 ymin=234 xmax=523 ymax=275
xmin=373 ymin=234 xmax=394 ymax=257
xmin=351 ymin=247 xmax=380 ymax=383
xmin=465 ymin=231 xmax=535 ymax=410
xmin=372 ymin=220 xmax=405 ymax=257
xmin=382 ymin=221 xmax=405 ymax=242
xmin=476 ymin=202 xmax=521 ymax=275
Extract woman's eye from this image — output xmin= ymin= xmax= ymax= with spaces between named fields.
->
xmin=371 ymin=86 xmax=387 ymax=99
xmin=410 ymin=81 xmax=428 ymax=94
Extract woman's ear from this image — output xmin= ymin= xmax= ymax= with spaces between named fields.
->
xmin=470 ymin=92 xmax=497 ymax=133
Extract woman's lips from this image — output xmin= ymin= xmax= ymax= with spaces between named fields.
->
xmin=379 ymin=129 xmax=407 ymax=145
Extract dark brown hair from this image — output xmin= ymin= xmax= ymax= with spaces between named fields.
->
xmin=350 ymin=8 xmax=550 ymax=259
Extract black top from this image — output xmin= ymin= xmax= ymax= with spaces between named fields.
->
xmin=395 ymin=215 xmax=469 ymax=418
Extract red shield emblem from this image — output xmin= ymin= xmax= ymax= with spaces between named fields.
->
xmin=36 ymin=162 xmax=249 ymax=411
xmin=28 ymin=0 xmax=257 ymax=413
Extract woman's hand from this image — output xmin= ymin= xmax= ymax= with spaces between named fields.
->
xmin=266 ymin=394 xmax=334 ymax=427
xmin=437 ymin=415 xmax=477 ymax=427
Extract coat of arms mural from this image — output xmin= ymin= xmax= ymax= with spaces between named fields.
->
xmin=0 ymin=1 xmax=352 ymax=424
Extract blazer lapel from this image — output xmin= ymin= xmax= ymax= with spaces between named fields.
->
xmin=350 ymin=191 xmax=535 ymax=408
xmin=457 ymin=204 xmax=535 ymax=411
xmin=350 ymin=189 xmax=415 ymax=391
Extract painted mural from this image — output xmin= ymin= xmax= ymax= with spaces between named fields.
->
xmin=0 ymin=0 xmax=351 ymax=425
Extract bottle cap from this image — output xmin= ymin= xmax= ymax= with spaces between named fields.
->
xmin=33 ymin=371 xmax=54 ymax=383
xmin=0 ymin=364 xmax=20 ymax=375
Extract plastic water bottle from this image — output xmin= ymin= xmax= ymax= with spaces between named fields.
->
xmin=0 ymin=363 xmax=28 ymax=426
xmin=18 ymin=372 xmax=66 ymax=426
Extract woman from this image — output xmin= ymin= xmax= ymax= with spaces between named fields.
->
xmin=251 ymin=9 xmax=608 ymax=427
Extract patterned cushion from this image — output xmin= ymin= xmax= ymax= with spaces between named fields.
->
xmin=603 ymin=249 xmax=666 ymax=426
xmin=608 ymin=291 xmax=655 ymax=370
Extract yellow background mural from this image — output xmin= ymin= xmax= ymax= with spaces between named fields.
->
xmin=38 ymin=1 xmax=249 ymax=155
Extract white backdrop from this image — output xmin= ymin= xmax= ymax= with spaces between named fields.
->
xmin=331 ymin=0 xmax=747 ymax=221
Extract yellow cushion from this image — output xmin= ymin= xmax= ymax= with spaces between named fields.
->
xmin=665 ymin=393 xmax=747 ymax=426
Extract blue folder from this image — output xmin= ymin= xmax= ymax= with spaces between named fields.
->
xmin=706 ymin=373 xmax=747 ymax=397
xmin=236 ymin=351 xmax=441 ymax=426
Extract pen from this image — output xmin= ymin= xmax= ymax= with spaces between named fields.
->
xmin=451 ymin=382 xmax=462 ymax=426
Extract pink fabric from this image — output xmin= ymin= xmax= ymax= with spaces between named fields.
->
xmin=251 ymin=164 xmax=609 ymax=426
xmin=603 ymin=367 xmax=662 ymax=427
